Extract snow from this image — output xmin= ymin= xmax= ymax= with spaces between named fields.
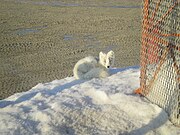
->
xmin=0 ymin=66 xmax=179 ymax=135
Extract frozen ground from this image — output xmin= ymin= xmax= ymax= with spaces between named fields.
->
xmin=0 ymin=67 xmax=179 ymax=135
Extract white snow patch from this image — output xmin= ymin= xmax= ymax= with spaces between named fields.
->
xmin=0 ymin=66 xmax=179 ymax=135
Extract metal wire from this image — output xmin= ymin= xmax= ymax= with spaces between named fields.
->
xmin=138 ymin=0 xmax=179 ymax=126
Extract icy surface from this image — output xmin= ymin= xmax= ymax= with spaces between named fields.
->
xmin=0 ymin=67 xmax=179 ymax=135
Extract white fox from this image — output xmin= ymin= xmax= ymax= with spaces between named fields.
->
xmin=73 ymin=50 xmax=115 ymax=80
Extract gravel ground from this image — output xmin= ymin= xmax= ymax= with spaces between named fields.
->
xmin=0 ymin=0 xmax=142 ymax=99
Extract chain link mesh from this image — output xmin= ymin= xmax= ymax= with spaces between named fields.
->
xmin=140 ymin=0 xmax=179 ymax=125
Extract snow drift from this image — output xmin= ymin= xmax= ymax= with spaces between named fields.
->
xmin=0 ymin=67 xmax=179 ymax=135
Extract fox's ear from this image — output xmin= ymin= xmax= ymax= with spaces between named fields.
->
xmin=99 ymin=52 xmax=105 ymax=57
xmin=107 ymin=50 xmax=114 ymax=58
xmin=99 ymin=52 xmax=106 ymax=62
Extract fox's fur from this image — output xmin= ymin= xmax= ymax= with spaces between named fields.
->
xmin=73 ymin=51 xmax=115 ymax=80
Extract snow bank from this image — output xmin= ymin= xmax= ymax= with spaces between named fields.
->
xmin=0 ymin=67 xmax=179 ymax=135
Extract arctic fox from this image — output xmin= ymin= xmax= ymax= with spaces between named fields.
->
xmin=73 ymin=51 xmax=115 ymax=80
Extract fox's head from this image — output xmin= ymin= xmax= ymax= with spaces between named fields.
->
xmin=99 ymin=50 xmax=115 ymax=69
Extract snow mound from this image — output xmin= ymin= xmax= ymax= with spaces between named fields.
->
xmin=0 ymin=67 xmax=179 ymax=135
